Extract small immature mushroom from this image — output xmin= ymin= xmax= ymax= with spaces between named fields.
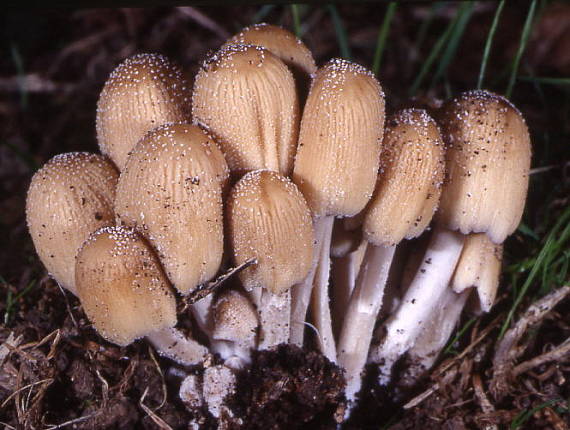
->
xmin=115 ymin=123 xmax=229 ymax=295
xmin=337 ymin=109 xmax=444 ymax=403
xmin=211 ymin=289 xmax=259 ymax=368
xmin=26 ymin=152 xmax=118 ymax=295
xmin=291 ymin=59 xmax=385 ymax=360
xmin=96 ymin=53 xmax=191 ymax=170
xmin=76 ymin=226 xmax=207 ymax=365
xmin=227 ymin=170 xmax=314 ymax=349
xmin=192 ymin=44 xmax=300 ymax=177
xmin=369 ymin=90 xmax=531 ymax=385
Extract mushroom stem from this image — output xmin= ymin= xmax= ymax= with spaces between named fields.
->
xmin=338 ymin=243 xmax=396 ymax=402
xmin=368 ymin=227 xmax=464 ymax=385
xmin=331 ymin=240 xmax=368 ymax=337
xmin=210 ymin=340 xmax=252 ymax=370
xmin=399 ymin=288 xmax=470 ymax=388
xmin=289 ymin=216 xmax=329 ymax=346
xmin=257 ymin=289 xmax=291 ymax=349
xmin=146 ymin=327 xmax=209 ymax=367
xmin=191 ymin=295 xmax=214 ymax=340
xmin=311 ymin=215 xmax=337 ymax=362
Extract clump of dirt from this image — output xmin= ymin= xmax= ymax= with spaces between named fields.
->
xmin=227 ymin=344 xmax=346 ymax=429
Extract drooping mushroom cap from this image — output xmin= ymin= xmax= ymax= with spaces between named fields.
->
xmin=96 ymin=53 xmax=191 ymax=170
xmin=212 ymin=289 xmax=258 ymax=345
xmin=75 ymin=226 xmax=177 ymax=346
xmin=437 ymin=90 xmax=532 ymax=243
xmin=292 ymin=58 xmax=385 ymax=218
xmin=227 ymin=170 xmax=314 ymax=294
xmin=363 ymin=109 xmax=445 ymax=247
xmin=224 ymin=23 xmax=317 ymax=77
xmin=451 ymin=233 xmax=503 ymax=312
xmin=115 ymin=123 xmax=229 ymax=295
xmin=26 ymin=152 xmax=118 ymax=294
xmin=192 ymin=44 xmax=299 ymax=177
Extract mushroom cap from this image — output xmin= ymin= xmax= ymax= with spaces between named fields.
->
xmin=212 ymin=289 xmax=258 ymax=344
xmin=192 ymin=44 xmax=300 ymax=177
xmin=363 ymin=109 xmax=445 ymax=247
xmin=224 ymin=23 xmax=317 ymax=76
xmin=292 ymin=58 xmax=385 ymax=217
xmin=437 ymin=90 xmax=532 ymax=243
xmin=115 ymin=123 xmax=229 ymax=295
xmin=75 ymin=226 xmax=177 ymax=346
xmin=96 ymin=53 xmax=191 ymax=170
xmin=227 ymin=170 xmax=314 ymax=294
xmin=26 ymin=152 xmax=118 ymax=294
xmin=451 ymin=233 xmax=503 ymax=312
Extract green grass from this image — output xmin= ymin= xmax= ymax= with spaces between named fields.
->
xmin=3 ymin=277 xmax=38 ymax=326
xmin=510 ymin=399 xmax=562 ymax=429
xmin=372 ymin=2 xmax=397 ymax=76
xmin=291 ymin=5 xmax=302 ymax=38
xmin=505 ymin=0 xmax=537 ymax=98
xmin=477 ymin=0 xmax=505 ymax=89
xmin=519 ymin=76 xmax=570 ymax=87
xmin=327 ymin=5 xmax=351 ymax=60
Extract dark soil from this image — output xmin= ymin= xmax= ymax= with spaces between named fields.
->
xmin=1 ymin=3 xmax=570 ymax=429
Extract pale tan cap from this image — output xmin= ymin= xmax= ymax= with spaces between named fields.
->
xmin=26 ymin=152 xmax=118 ymax=294
xmin=75 ymin=226 xmax=177 ymax=346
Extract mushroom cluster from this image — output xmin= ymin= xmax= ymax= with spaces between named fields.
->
xmin=26 ymin=23 xmax=531 ymax=424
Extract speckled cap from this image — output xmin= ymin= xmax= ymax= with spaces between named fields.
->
xmin=192 ymin=44 xmax=300 ymax=177
xmin=292 ymin=58 xmax=385 ymax=218
xmin=75 ymin=226 xmax=177 ymax=346
xmin=96 ymin=53 xmax=191 ymax=170
xmin=437 ymin=90 xmax=531 ymax=243
xmin=26 ymin=152 xmax=118 ymax=294
xmin=363 ymin=109 xmax=445 ymax=247
xmin=212 ymin=289 xmax=258 ymax=344
xmin=227 ymin=169 xmax=314 ymax=294
xmin=114 ymin=123 xmax=229 ymax=295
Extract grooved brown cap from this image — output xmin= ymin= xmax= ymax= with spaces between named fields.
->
xmin=364 ymin=109 xmax=445 ymax=247
xmin=114 ymin=123 xmax=229 ymax=295
xmin=75 ymin=226 xmax=177 ymax=346
xmin=437 ymin=90 xmax=531 ymax=243
xmin=26 ymin=152 xmax=119 ymax=294
xmin=192 ymin=44 xmax=299 ymax=177
xmin=292 ymin=58 xmax=385 ymax=217
xmin=96 ymin=53 xmax=191 ymax=170
xmin=225 ymin=23 xmax=317 ymax=76
xmin=451 ymin=233 xmax=503 ymax=312
xmin=227 ymin=170 xmax=314 ymax=294
xmin=212 ymin=289 xmax=258 ymax=343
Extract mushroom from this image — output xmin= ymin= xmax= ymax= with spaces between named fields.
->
xmin=192 ymin=44 xmax=300 ymax=177
xmin=76 ymin=226 xmax=207 ymax=365
xmin=114 ymin=123 xmax=229 ymax=337
xmin=26 ymin=152 xmax=118 ymax=295
xmin=227 ymin=170 xmax=314 ymax=349
xmin=369 ymin=90 xmax=531 ymax=385
xmin=337 ymin=108 xmax=444 ymax=403
xmin=211 ymin=289 xmax=259 ymax=368
xmin=223 ymin=23 xmax=316 ymax=101
xmin=291 ymin=59 xmax=385 ymax=361
xmin=96 ymin=53 xmax=191 ymax=170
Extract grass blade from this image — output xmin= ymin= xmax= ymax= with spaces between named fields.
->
xmin=252 ymin=5 xmax=275 ymax=24
xmin=519 ymin=76 xmax=570 ymax=86
xmin=505 ymin=0 xmax=537 ymax=98
xmin=477 ymin=0 xmax=505 ymax=89
xmin=409 ymin=5 xmax=462 ymax=96
xmin=429 ymin=2 xmax=474 ymax=89
xmin=414 ymin=2 xmax=444 ymax=55
xmin=372 ymin=2 xmax=398 ymax=76
xmin=499 ymin=204 xmax=570 ymax=338
xmin=291 ymin=4 xmax=302 ymax=38
xmin=327 ymin=5 xmax=351 ymax=59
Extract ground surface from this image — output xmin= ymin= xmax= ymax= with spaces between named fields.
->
xmin=1 ymin=3 xmax=569 ymax=429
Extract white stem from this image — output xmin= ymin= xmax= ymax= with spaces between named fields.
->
xmin=146 ymin=327 xmax=208 ymax=366
xmin=368 ymin=227 xmax=464 ymax=385
xmin=338 ymin=244 xmax=396 ymax=403
xmin=290 ymin=216 xmax=329 ymax=346
xmin=191 ymin=295 xmax=213 ymax=340
xmin=210 ymin=339 xmax=252 ymax=370
xmin=311 ymin=216 xmax=337 ymax=362
xmin=331 ymin=240 xmax=368 ymax=337
xmin=400 ymin=288 xmax=470 ymax=387
xmin=258 ymin=289 xmax=291 ymax=350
